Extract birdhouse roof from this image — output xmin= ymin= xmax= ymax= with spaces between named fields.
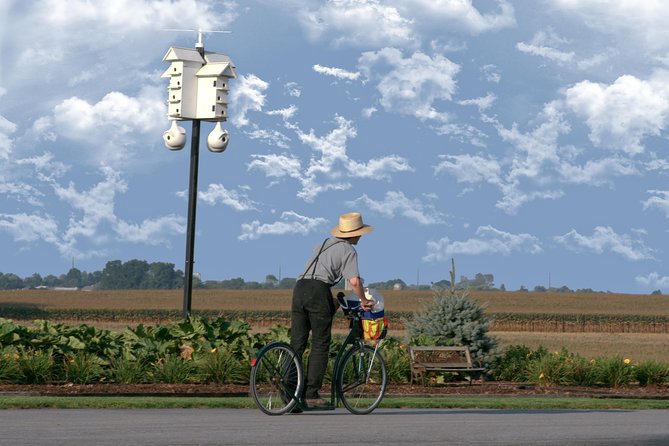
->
xmin=162 ymin=47 xmax=205 ymax=63
xmin=196 ymin=62 xmax=236 ymax=78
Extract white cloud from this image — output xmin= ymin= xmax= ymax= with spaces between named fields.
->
xmin=481 ymin=64 xmax=500 ymax=83
xmin=239 ymin=211 xmax=327 ymax=240
xmin=550 ymin=0 xmax=669 ymax=52
xmin=46 ymin=86 xmax=166 ymax=166
xmin=516 ymin=29 xmax=574 ymax=64
xmin=230 ymin=74 xmax=269 ymax=128
xmin=284 ymin=82 xmax=301 ymax=98
xmin=250 ymin=115 xmax=411 ymax=202
xmin=0 ymin=113 xmax=17 ymax=160
xmin=298 ymin=0 xmax=416 ymax=48
xmin=554 ymin=226 xmax=655 ymax=261
xmin=434 ymin=153 xmax=501 ymax=185
xmin=348 ymin=191 xmax=445 ymax=225
xmin=458 ymin=93 xmax=496 ymax=111
xmin=0 ymin=165 xmax=185 ymax=260
xmin=186 ymin=183 xmax=258 ymax=211
xmin=358 ymin=48 xmax=459 ymax=124
xmin=643 ymin=190 xmax=669 ymax=218
xmin=564 ymin=73 xmax=669 ymax=154
xmin=313 ymin=64 xmax=360 ymax=81
xmin=635 ymin=272 xmax=669 ymax=289
xmin=403 ymin=0 xmax=515 ymax=34
xmin=423 ymin=225 xmax=542 ymax=261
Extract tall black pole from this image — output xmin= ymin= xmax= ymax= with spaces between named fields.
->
xmin=182 ymin=119 xmax=201 ymax=319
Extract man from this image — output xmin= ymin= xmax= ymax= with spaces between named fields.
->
xmin=290 ymin=212 xmax=375 ymax=409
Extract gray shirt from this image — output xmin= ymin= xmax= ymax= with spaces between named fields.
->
xmin=298 ymin=238 xmax=360 ymax=286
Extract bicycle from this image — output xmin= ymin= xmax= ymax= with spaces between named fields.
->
xmin=249 ymin=292 xmax=388 ymax=415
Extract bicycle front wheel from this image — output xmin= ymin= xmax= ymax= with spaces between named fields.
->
xmin=250 ymin=342 xmax=303 ymax=415
xmin=336 ymin=343 xmax=387 ymax=414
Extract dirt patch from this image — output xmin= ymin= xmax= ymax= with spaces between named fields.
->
xmin=2 ymin=382 xmax=669 ymax=399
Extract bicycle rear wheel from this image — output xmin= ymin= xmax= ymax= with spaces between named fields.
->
xmin=250 ymin=342 xmax=303 ymax=415
xmin=336 ymin=343 xmax=387 ymax=414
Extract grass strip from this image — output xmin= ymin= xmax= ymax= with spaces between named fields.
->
xmin=2 ymin=395 xmax=669 ymax=410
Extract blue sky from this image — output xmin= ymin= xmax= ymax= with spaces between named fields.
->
xmin=2 ymin=0 xmax=669 ymax=293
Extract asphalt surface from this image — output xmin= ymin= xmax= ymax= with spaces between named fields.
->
xmin=2 ymin=408 xmax=669 ymax=445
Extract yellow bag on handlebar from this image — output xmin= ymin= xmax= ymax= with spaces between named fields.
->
xmin=362 ymin=311 xmax=388 ymax=341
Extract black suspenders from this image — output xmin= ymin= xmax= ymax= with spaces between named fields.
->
xmin=303 ymin=238 xmax=345 ymax=285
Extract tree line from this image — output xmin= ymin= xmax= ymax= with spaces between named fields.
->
xmin=0 ymin=260 xmax=630 ymax=293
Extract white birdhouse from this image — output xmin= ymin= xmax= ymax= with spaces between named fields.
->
xmin=162 ymin=47 xmax=236 ymax=121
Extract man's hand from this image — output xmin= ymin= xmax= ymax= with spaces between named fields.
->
xmin=360 ymin=297 xmax=375 ymax=311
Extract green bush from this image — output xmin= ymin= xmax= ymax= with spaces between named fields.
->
xmin=63 ymin=352 xmax=106 ymax=384
xmin=488 ymin=345 xmax=548 ymax=382
xmin=151 ymin=356 xmax=198 ymax=384
xmin=0 ymin=350 xmax=21 ymax=383
xmin=405 ymin=286 xmax=498 ymax=366
xmin=196 ymin=347 xmax=248 ymax=384
xmin=108 ymin=356 xmax=149 ymax=384
xmin=634 ymin=360 xmax=669 ymax=386
xmin=527 ymin=349 xmax=575 ymax=386
xmin=594 ymin=356 xmax=634 ymax=387
xmin=381 ymin=339 xmax=411 ymax=384
xmin=17 ymin=348 xmax=54 ymax=384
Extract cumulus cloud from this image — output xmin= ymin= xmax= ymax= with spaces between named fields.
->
xmin=423 ymin=225 xmax=542 ymax=261
xmin=183 ymin=183 xmax=258 ymax=211
xmin=643 ymin=190 xmax=669 ymax=217
xmin=0 ymin=113 xmax=17 ymax=160
xmin=0 ymin=166 xmax=185 ymax=259
xmin=248 ymin=115 xmax=412 ymax=201
xmin=297 ymin=0 xmax=416 ymax=48
xmin=347 ymin=191 xmax=445 ymax=225
xmin=313 ymin=64 xmax=360 ymax=81
xmin=564 ymin=73 xmax=669 ymax=154
xmin=636 ymin=272 xmax=669 ymax=289
xmin=403 ymin=0 xmax=515 ymax=34
xmin=239 ymin=211 xmax=327 ymax=240
xmin=550 ymin=0 xmax=669 ymax=52
xmin=554 ymin=226 xmax=655 ymax=261
xmin=230 ymin=74 xmax=269 ymax=127
xmin=359 ymin=47 xmax=459 ymax=124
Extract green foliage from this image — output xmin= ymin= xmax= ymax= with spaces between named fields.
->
xmin=527 ymin=349 xmax=580 ymax=386
xmin=634 ymin=360 xmax=669 ymax=386
xmin=107 ymin=356 xmax=149 ymax=384
xmin=0 ymin=350 xmax=21 ymax=383
xmin=63 ymin=352 xmax=106 ymax=384
xmin=488 ymin=345 xmax=548 ymax=382
xmin=17 ymin=348 xmax=54 ymax=384
xmin=595 ymin=356 xmax=635 ymax=387
xmin=151 ymin=356 xmax=198 ymax=384
xmin=405 ymin=287 xmax=498 ymax=366
xmin=381 ymin=338 xmax=411 ymax=384
xmin=196 ymin=347 xmax=248 ymax=384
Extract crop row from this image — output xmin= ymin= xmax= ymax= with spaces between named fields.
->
xmin=3 ymin=307 xmax=669 ymax=333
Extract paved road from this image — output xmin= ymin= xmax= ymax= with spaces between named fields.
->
xmin=1 ymin=408 xmax=669 ymax=445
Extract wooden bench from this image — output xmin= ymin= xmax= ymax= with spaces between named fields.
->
xmin=408 ymin=346 xmax=486 ymax=385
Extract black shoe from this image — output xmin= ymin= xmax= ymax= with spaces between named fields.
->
xmin=304 ymin=398 xmax=333 ymax=410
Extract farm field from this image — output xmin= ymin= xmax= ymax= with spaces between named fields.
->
xmin=3 ymin=288 xmax=669 ymax=314
xmin=3 ymin=288 xmax=669 ymax=362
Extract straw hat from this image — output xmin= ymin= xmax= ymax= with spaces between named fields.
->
xmin=331 ymin=212 xmax=373 ymax=238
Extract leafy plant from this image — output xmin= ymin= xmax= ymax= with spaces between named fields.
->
xmin=197 ymin=347 xmax=248 ymax=384
xmin=488 ymin=345 xmax=547 ymax=382
xmin=63 ymin=352 xmax=105 ymax=384
xmin=0 ymin=350 xmax=21 ymax=383
xmin=151 ymin=356 xmax=198 ymax=384
xmin=634 ymin=360 xmax=669 ymax=386
xmin=108 ymin=356 xmax=149 ymax=384
xmin=17 ymin=348 xmax=54 ymax=384
xmin=381 ymin=338 xmax=411 ymax=384
xmin=594 ymin=356 xmax=634 ymax=387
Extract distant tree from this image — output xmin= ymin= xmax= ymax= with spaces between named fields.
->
xmin=651 ymin=289 xmax=663 ymax=295
xmin=43 ymin=274 xmax=60 ymax=287
xmin=368 ymin=279 xmax=407 ymax=290
xmin=62 ymin=268 xmax=83 ymax=288
xmin=220 ymin=277 xmax=246 ymax=289
xmin=431 ymin=279 xmax=452 ymax=290
xmin=279 ymin=277 xmax=297 ymax=289
xmin=23 ymin=273 xmax=43 ymax=289
xmin=0 ymin=273 xmax=24 ymax=290
xmin=534 ymin=285 xmax=547 ymax=292
xmin=143 ymin=262 xmax=178 ymax=289
xmin=264 ymin=274 xmax=279 ymax=288
xmin=500 ymin=284 xmax=506 ymax=292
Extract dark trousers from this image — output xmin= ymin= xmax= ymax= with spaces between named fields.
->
xmin=290 ymin=279 xmax=336 ymax=399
